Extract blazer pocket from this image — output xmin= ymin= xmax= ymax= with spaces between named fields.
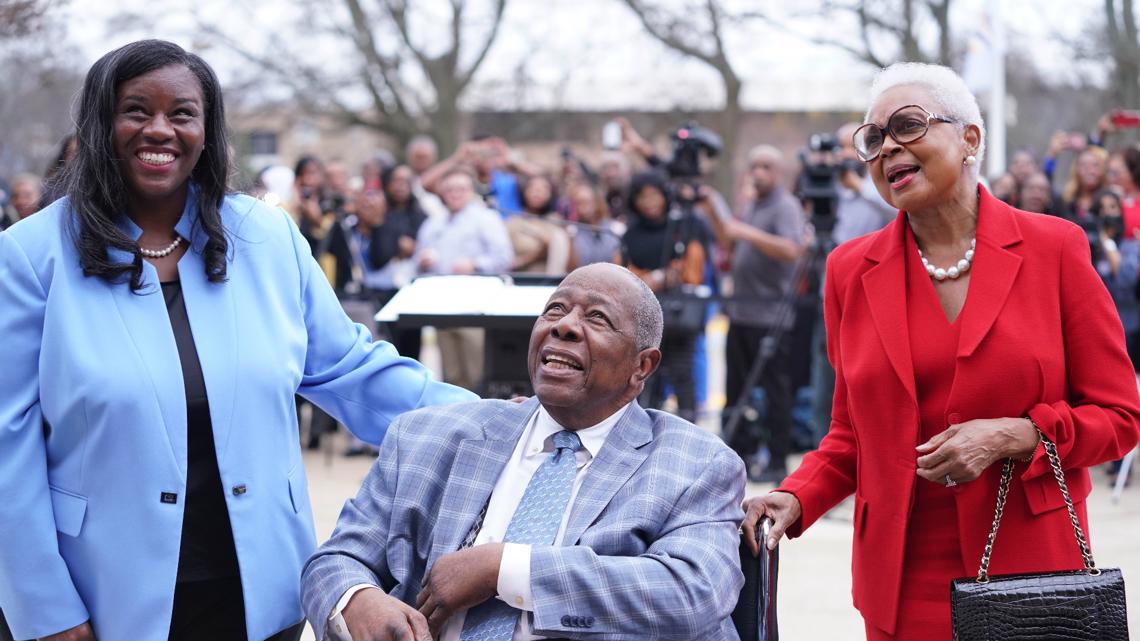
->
xmin=49 ymin=486 xmax=88 ymax=537
xmin=287 ymin=467 xmax=308 ymax=515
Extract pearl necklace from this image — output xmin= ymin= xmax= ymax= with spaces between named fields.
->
xmin=918 ymin=238 xmax=975 ymax=281
xmin=138 ymin=236 xmax=183 ymax=259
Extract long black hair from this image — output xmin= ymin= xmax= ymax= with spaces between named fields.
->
xmin=63 ymin=39 xmax=230 ymax=291
xmin=380 ymin=164 xmax=421 ymax=212
xmin=40 ymin=132 xmax=75 ymax=205
xmin=626 ymin=171 xmax=673 ymax=224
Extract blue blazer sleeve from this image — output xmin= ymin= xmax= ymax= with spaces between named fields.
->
xmin=282 ymin=210 xmax=475 ymax=444
xmin=0 ymin=233 xmax=91 ymax=638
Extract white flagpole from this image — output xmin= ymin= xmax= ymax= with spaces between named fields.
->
xmin=988 ymin=5 xmax=1007 ymax=180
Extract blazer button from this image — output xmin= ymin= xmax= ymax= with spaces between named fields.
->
xmin=561 ymin=615 xmax=572 ymax=627
xmin=232 ymin=484 xmax=247 ymax=496
xmin=585 ymin=616 xmax=595 ymax=627
xmin=947 ymin=412 xmax=962 ymax=425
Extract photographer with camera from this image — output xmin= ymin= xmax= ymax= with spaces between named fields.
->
xmin=621 ymin=171 xmax=712 ymax=422
xmin=612 ymin=118 xmax=727 ymax=422
xmin=705 ymin=145 xmax=806 ymax=483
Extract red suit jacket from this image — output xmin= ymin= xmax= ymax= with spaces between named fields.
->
xmin=779 ymin=187 xmax=1140 ymax=634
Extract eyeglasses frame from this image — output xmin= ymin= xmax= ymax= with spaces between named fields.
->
xmin=853 ymin=104 xmax=958 ymax=162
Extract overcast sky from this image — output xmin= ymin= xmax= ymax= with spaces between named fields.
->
xmin=58 ymin=0 xmax=1103 ymax=112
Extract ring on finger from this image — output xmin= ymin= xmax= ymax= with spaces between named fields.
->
xmin=945 ymin=474 xmax=957 ymax=487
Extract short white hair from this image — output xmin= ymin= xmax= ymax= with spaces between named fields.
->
xmin=866 ymin=62 xmax=986 ymax=180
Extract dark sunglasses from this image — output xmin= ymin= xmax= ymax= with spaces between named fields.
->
xmin=852 ymin=105 xmax=958 ymax=162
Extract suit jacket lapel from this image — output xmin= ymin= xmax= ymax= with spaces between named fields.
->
xmin=171 ymin=193 xmax=243 ymax=463
xmin=107 ymin=269 xmax=187 ymax=475
xmin=860 ymin=215 xmax=918 ymax=404
xmin=958 ymin=190 xmax=1024 ymax=357
xmin=178 ymin=250 xmax=239 ymax=464
xmin=427 ymin=399 xmax=538 ymax=567
xmin=105 ymin=212 xmax=189 ymax=474
xmin=561 ymin=403 xmax=652 ymax=546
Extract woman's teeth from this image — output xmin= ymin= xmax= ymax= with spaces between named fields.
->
xmin=138 ymin=152 xmax=175 ymax=165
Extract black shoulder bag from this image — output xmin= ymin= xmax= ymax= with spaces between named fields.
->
xmin=950 ymin=433 xmax=1129 ymax=641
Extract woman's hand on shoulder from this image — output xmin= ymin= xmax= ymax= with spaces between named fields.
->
xmin=40 ymin=621 xmax=96 ymax=641
xmin=741 ymin=491 xmax=802 ymax=557
xmin=915 ymin=417 xmax=1038 ymax=486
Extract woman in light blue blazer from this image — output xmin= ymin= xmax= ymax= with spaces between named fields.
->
xmin=0 ymin=40 xmax=474 ymax=641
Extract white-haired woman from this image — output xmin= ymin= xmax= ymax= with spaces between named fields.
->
xmin=741 ymin=62 xmax=1140 ymax=640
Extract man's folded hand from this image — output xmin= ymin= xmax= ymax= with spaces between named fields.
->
xmin=416 ymin=543 xmax=505 ymax=638
xmin=343 ymin=589 xmax=431 ymax=641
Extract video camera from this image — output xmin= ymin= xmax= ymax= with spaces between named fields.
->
xmin=665 ymin=121 xmax=723 ymax=181
xmin=796 ymin=132 xmax=861 ymax=235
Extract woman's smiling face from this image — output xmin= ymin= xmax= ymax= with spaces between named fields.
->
xmin=113 ymin=64 xmax=206 ymax=212
xmin=865 ymin=85 xmax=976 ymax=212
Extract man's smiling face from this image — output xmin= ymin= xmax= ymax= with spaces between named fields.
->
xmin=528 ymin=264 xmax=658 ymax=429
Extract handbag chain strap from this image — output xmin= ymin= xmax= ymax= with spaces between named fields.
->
xmin=975 ymin=431 xmax=1097 ymax=583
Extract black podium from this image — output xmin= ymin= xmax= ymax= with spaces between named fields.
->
xmin=376 ymin=276 xmax=559 ymax=397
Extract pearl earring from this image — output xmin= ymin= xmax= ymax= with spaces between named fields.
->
xmin=964 ymin=155 xmax=977 ymax=167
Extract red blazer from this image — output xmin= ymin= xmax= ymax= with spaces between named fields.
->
xmin=779 ymin=187 xmax=1140 ymax=635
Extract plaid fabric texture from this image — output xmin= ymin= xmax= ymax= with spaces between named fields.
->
xmin=300 ymin=398 xmax=746 ymax=641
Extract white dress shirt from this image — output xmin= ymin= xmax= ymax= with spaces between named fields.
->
xmin=328 ymin=402 xmax=631 ymax=641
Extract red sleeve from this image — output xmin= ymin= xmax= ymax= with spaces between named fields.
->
xmin=1022 ymin=224 xmax=1140 ymax=482
xmin=777 ymin=252 xmax=858 ymax=537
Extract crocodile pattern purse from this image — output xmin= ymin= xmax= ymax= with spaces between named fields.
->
xmin=950 ymin=434 xmax=1129 ymax=641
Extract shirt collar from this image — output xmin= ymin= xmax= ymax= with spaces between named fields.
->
xmin=532 ymin=402 xmax=631 ymax=461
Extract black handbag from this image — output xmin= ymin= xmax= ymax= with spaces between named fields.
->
xmin=949 ymin=434 xmax=1129 ymax=641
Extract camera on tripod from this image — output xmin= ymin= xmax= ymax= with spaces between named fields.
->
xmin=797 ymin=132 xmax=861 ymax=235
xmin=665 ymin=121 xmax=723 ymax=182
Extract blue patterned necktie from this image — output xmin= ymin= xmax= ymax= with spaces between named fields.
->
xmin=459 ymin=429 xmax=583 ymax=641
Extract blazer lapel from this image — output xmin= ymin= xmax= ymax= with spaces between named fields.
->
xmin=860 ymin=215 xmax=918 ymax=404
xmin=106 ymin=216 xmax=187 ymax=474
xmin=561 ymin=403 xmax=651 ymax=546
xmin=958 ymin=190 xmax=1024 ymax=357
xmin=175 ymin=199 xmax=240 ymax=463
xmin=427 ymin=399 xmax=538 ymax=567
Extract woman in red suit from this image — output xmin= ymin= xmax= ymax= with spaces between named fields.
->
xmin=741 ymin=62 xmax=1140 ymax=640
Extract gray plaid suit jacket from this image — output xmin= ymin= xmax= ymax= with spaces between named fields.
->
xmin=301 ymin=397 xmax=746 ymax=641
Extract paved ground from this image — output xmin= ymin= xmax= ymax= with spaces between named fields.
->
xmin=299 ymin=319 xmax=1140 ymax=640
xmin=301 ymin=435 xmax=1137 ymax=640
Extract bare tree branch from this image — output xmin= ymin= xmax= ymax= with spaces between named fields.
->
xmin=458 ymin=0 xmax=507 ymax=89
xmin=0 ymin=0 xmax=66 ymax=39
xmin=855 ymin=3 xmax=891 ymax=66
xmin=621 ymin=0 xmax=712 ymax=63
xmin=383 ymin=0 xmax=431 ymax=71
xmin=749 ymin=0 xmax=948 ymax=68
xmin=343 ymin=0 xmax=419 ymax=125
xmin=199 ymin=0 xmax=509 ymax=153
xmin=618 ymin=0 xmax=741 ymax=197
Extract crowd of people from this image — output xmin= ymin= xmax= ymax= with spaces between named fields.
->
xmin=6 ymin=87 xmax=1140 ymax=482
xmin=2 ymin=37 xmax=1139 ymax=641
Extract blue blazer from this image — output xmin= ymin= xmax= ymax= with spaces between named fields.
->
xmin=0 ymin=189 xmax=475 ymax=641
xmin=301 ymin=398 xmax=746 ymax=641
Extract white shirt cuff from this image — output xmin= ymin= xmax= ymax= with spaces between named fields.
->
xmin=496 ymin=542 xmax=534 ymax=611
xmin=327 ymin=583 xmax=380 ymax=641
